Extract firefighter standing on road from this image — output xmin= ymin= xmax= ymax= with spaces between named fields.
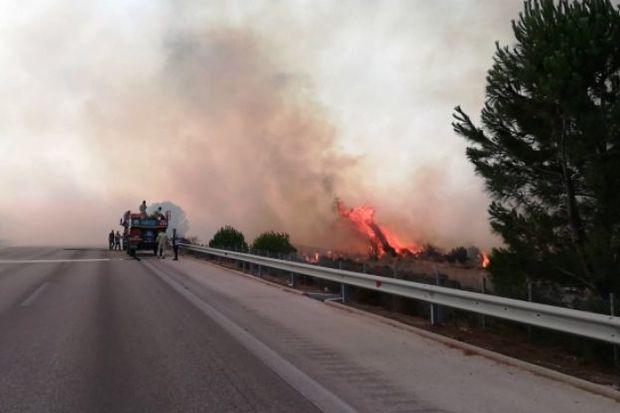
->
xmin=114 ymin=231 xmax=121 ymax=251
xmin=108 ymin=230 xmax=115 ymax=250
xmin=156 ymin=231 xmax=168 ymax=258
xmin=172 ymin=228 xmax=179 ymax=261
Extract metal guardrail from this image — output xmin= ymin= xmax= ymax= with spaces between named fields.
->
xmin=180 ymin=244 xmax=620 ymax=345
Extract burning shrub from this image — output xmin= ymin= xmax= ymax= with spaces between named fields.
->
xmin=209 ymin=225 xmax=248 ymax=251
xmin=335 ymin=199 xmax=422 ymax=258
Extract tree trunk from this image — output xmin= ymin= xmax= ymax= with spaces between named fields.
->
xmin=559 ymin=117 xmax=594 ymax=286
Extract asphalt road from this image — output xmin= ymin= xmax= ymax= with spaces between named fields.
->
xmin=0 ymin=247 xmax=321 ymax=413
xmin=0 ymin=247 xmax=618 ymax=413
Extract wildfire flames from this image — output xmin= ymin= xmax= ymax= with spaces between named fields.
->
xmin=302 ymin=252 xmax=320 ymax=263
xmin=336 ymin=199 xmax=422 ymax=258
xmin=480 ymin=251 xmax=490 ymax=268
xmin=333 ymin=198 xmax=491 ymax=267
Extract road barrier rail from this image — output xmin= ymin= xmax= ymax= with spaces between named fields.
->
xmin=180 ymin=244 xmax=620 ymax=345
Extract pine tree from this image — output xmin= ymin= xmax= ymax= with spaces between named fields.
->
xmin=251 ymin=231 xmax=297 ymax=255
xmin=209 ymin=226 xmax=248 ymax=251
xmin=453 ymin=0 xmax=620 ymax=297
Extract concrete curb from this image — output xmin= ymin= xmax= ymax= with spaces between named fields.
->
xmin=324 ymin=300 xmax=620 ymax=403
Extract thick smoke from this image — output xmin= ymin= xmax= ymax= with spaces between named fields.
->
xmin=85 ymin=27 xmax=360 ymax=247
xmin=147 ymin=201 xmax=190 ymax=237
xmin=0 ymin=1 xmax=520 ymax=249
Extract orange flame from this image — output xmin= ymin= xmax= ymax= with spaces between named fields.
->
xmin=480 ymin=251 xmax=490 ymax=268
xmin=303 ymin=252 xmax=320 ymax=263
xmin=336 ymin=199 xmax=422 ymax=257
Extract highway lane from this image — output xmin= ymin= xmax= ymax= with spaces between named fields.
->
xmin=0 ymin=247 xmax=321 ymax=413
xmin=0 ymin=247 xmax=618 ymax=413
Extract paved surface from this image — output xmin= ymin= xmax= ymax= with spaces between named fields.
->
xmin=0 ymin=247 xmax=618 ymax=412
xmin=0 ymin=248 xmax=320 ymax=412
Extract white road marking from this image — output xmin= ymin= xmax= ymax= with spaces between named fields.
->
xmin=146 ymin=261 xmax=357 ymax=413
xmin=21 ymin=282 xmax=51 ymax=307
xmin=0 ymin=258 xmax=126 ymax=264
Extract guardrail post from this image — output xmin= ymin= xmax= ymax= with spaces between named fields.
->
xmin=527 ymin=281 xmax=533 ymax=340
xmin=611 ymin=293 xmax=619 ymax=385
xmin=248 ymin=249 xmax=253 ymax=275
xmin=338 ymin=260 xmax=348 ymax=302
xmin=341 ymin=283 xmax=349 ymax=304
xmin=430 ymin=267 xmax=442 ymax=326
xmin=289 ymin=272 xmax=296 ymax=288
xmin=481 ymin=277 xmax=487 ymax=329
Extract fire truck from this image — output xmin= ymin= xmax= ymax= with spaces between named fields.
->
xmin=121 ymin=209 xmax=170 ymax=257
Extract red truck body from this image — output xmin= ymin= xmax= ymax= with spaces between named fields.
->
xmin=121 ymin=210 xmax=170 ymax=257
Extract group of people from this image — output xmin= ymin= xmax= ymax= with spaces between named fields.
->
xmin=108 ymin=230 xmax=123 ymax=251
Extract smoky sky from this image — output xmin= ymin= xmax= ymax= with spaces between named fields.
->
xmin=0 ymin=1 xmax=526 ymax=249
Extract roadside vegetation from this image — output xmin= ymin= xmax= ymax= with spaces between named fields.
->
xmin=453 ymin=0 xmax=620 ymax=304
xmin=208 ymin=226 xmax=248 ymax=251
xmin=251 ymin=231 xmax=297 ymax=255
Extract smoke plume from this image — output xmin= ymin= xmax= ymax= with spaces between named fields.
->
xmin=84 ymin=26 xmax=359 ymax=246
xmin=0 ymin=1 xmax=521 ymax=250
